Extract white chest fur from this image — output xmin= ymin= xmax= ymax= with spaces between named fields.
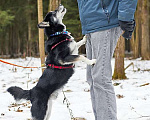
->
xmin=68 ymin=37 xmax=78 ymax=55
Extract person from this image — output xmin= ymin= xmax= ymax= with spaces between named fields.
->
xmin=77 ymin=0 xmax=138 ymax=120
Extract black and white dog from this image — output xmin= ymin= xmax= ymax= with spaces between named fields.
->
xmin=7 ymin=5 xmax=96 ymax=120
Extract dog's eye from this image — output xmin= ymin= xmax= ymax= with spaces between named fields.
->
xmin=53 ymin=10 xmax=57 ymax=14
xmin=52 ymin=12 xmax=57 ymax=16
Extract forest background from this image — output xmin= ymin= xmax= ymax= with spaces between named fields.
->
xmin=0 ymin=0 xmax=149 ymax=60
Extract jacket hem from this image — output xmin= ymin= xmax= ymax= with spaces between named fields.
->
xmin=82 ymin=24 xmax=120 ymax=35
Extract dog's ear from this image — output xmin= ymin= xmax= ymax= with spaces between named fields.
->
xmin=37 ymin=21 xmax=50 ymax=29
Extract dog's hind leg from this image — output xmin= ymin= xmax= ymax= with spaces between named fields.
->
xmin=44 ymin=90 xmax=60 ymax=120
xmin=31 ymin=97 xmax=49 ymax=120
xmin=44 ymin=98 xmax=53 ymax=120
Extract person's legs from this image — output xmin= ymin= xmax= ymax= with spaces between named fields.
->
xmin=86 ymin=34 xmax=97 ymax=119
xmin=86 ymin=27 xmax=122 ymax=120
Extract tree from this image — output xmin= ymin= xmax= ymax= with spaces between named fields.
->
xmin=133 ymin=0 xmax=142 ymax=58
xmin=37 ymin=0 xmax=45 ymax=72
xmin=48 ymin=0 xmax=61 ymax=11
xmin=0 ymin=10 xmax=14 ymax=32
xmin=141 ymin=0 xmax=150 ymax=60
xmin=113 ymin=36 xmax=127 ymax=79
xmin=0 ymin=9 xmax=14 ymax=56
xmin=0 ymin=0 xmax=39 ymax=58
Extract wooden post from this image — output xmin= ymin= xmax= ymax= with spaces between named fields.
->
xmin=37 ymin=0 xmax=45 ymax=73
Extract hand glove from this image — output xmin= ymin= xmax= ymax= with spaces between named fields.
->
xmin=119 ymin=20 xmax=135 ymax=40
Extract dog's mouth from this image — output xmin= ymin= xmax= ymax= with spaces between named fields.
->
xmin=61 ymin=8 xmax=65 ymax=13
xmin=57 ymin=5 xmax=66 ymax=14
xmin=38 ymin=22 xmax=50 ymax=28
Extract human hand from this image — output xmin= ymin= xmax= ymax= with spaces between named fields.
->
xmin=119 ymin=20 xmax=135 ymax=40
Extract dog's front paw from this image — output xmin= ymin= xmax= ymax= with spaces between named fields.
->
xmin=82 ymin=35 xmax=87 ymax=44
xmin=88 ymin=59 xmax=96 ymax=65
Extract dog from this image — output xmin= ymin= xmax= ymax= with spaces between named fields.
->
xmin=7 ymin=5 xmax=96 ymax=120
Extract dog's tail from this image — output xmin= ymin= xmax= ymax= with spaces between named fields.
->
xmin=7 ymin=86 xmax=30 ymax=101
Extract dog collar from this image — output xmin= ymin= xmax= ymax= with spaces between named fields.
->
xmin=47 ymin=64 xmax=74 ymax=69
xmin=50 ymin=31 xmax=69 ymax=37
xmin=51 ymin=38 xmax=71 ymax=50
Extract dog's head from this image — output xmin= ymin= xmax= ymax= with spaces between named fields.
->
xmin=38 ymin=5 xmax=66 ymax=36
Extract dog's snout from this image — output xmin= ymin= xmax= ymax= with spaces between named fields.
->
xmin=58 ymin=4 xmax=63 ymax=8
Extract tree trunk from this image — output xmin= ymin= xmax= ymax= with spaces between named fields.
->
xmin=132 ymin=0 xmax=143 ymax=59
xmin=130 ymin=31 xmax=135 ymax=57
xmin=17 ymin=33 xmax=20 ymax=56
xmin=28 ymin=0 xmax=32 ymax=57
xmin=37 ymin=0 xmax=45 ymax=72
xmin=141 ymin=0 xmax=150 ymax=60
xmin=113 ymin=36 xmax=127 ymax=80
xmin=49 ymin=0 xmax=56 ymax=11
xmin=134 ymin=2 xmax=141 ymax=58
xmin=48 ymin=0 xmax=60 ymax=11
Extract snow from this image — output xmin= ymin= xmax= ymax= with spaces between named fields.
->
xmin=0 ymin=57 xmax=150 ymax=120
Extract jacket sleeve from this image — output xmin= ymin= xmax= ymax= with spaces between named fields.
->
xmin=118 ymin=0 xmax=138 ymax=21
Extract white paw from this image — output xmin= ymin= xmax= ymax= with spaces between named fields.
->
xmin=88 ymin=59 xmax=96 ymax=65
xmin=82 ymin=35 xmax=87 ymax=44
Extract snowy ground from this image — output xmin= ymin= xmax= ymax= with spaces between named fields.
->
xmin=0 ymin=57 xmax=150 ymax=120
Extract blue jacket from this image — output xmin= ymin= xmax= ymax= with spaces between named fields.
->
xmin=77 ymin=0 xmax=138 ymax=35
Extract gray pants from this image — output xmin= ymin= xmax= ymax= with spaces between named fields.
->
xmin=86 ymin=27 xmax=122 ymax=120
